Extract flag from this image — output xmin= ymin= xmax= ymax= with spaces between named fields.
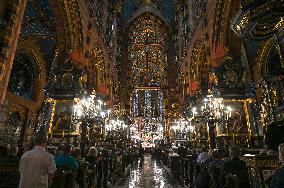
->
xmin=188 ymin=80 xmax=199 ymax=92
xmin=70 ymin=48 xmax=83 ymax=64
xmin=99 ymin=84 xmax=108 ymax=94
xmin=211 ymin=44 xmax=226 ymax=67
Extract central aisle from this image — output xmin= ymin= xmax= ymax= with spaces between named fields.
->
xmin=115 ymin=154 xmax=185 ymax=188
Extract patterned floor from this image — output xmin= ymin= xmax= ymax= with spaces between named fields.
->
xmin=113 ymin=154 xmax=186 ymax=188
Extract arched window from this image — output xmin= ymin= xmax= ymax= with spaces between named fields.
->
xmin=8 ymin=53 xmax=38 ymax=100
xmin=129 ymin=13 xmax=167 ymax=118
xmin=129 ymin=13 xmax=167 ymax=87
xmin=266 ymin=46 xmax=284 ymax=76
xmin=128 ymin=13 xmax=167 ymax=144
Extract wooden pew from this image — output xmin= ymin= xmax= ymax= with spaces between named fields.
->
xmin=0 ymin=162 xmax=20 ymax=188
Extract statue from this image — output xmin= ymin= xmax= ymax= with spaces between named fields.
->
xmin=232 ymin=111 xmax=248 ymax=134
xmin=195 ymin=121 xmax=208 ymax=139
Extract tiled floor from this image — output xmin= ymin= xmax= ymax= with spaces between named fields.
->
xmin=114 ymin=154 xmax=186 ymax=188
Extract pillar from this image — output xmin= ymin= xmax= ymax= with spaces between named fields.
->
xmin=0 ymin=0 xmax=27 ymax=104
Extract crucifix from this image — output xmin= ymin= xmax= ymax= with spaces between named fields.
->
xmin=133 ymin=30 xmax=160 ymax=72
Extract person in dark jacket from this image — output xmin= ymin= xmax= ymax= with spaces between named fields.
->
xmin=220 ymin=145 xmax=249 ymax=188
xmin=177 ymin=143 xmax=187 ymax=159
xmin=209 ymin=150 xmax=223 ymax=188
xmin=85 ymin=147 xmax=97 ymax=188
xmin=270 ymin=143 xmax=284 ymax=188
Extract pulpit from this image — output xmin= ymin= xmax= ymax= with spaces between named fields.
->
xmin=245 ymin=154 xmax=279 ymax=188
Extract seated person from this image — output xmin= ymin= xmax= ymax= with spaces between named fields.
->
xmin=55 ymin=144 xmax=78 ymax=171
xmin=209 ymin=150 xmax=224 ymax=188
xmin=7 ymin=145 xmax=19 ymax=161
xmin=220 ymin=145 xmax=249 ymax=187
xmin=53 ymin=144 xmax=78 ymax=188
xmin=269 ymin=143 xmax=284 ymax=188
xmin=197 ymin=149 xmax=210 ymax=163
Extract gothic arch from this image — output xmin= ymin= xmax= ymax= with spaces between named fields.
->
xmin=7 ymin=40 xmax=47 ymax=110
xmin=48 ymin=0 xmax=71 ymax=51
xmin=48 ymin=0 xmax=83 ymax=51
xmin=257 ymin=39 xmax=283 ymax=77
xmin=255 ymin=39 xmax=284 ymax=127
xmin=127 ymin=5 xmax=170 ymax=30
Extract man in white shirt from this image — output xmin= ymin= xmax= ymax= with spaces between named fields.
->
xmin=19 ymin=132 xmax=56 ymax=188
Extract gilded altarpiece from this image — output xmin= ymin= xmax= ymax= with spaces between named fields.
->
xmin=256 ymin=44 xmax=284 ymax=136
xmin=217 ymin=100 xmax=251 ymax=147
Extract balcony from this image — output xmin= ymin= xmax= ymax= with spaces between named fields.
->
xmin=231 ymin=0 xmax=284 ymax=40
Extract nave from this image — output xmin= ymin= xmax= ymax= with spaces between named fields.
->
xmin=115 ymin=154 xmax=184 ymax=188
xmin=0 ymin=0 xmax=284 ymax=187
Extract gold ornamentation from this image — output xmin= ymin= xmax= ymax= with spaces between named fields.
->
xmin=246 ymin=158 xmax=279 ymax=168
xmin=92 ymin=44 xmax=106 ymax=86
xmin=0 ymin=63 xmax=5 ymax=81
xmin=63 ymin=0 xmax=82 ymax=48
xmin=9 ymin=104 xmax=26 ymax=120
xmin=48 ymin=99 xmax=56 ymax=134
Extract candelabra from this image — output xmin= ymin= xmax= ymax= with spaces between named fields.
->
xmin=72 ymin=91 xmax=109 ymax=156
xmin=191 ymin=90 xmax=232 ymax=148
xmin=170 ymin=118 xmax=190 ymax=140
xmin=192 ymin=94 xmax=232 ymax=121
xmin=105 ymin=119 xmax=127 ymax=132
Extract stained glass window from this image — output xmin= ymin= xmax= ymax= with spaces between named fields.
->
xmin=129 ymin=13 xmax=167 ymax=87
xmin=129 ymin=13 xmax=167 ymax=120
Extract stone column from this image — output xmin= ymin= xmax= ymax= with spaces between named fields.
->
xmin=0 ymin=0 xmax=27 ymax=104
xmin=0 ymin=99 xmax=8 ymax=142
xmin=278 ymin=28 xmax=284 ymax=59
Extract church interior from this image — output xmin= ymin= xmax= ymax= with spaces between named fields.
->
xmin=0 ymin=0 xmax=284 ymax=187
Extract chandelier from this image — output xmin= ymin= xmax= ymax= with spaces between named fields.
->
xmin=105 ymin=119 xmax=128 ymax=132
xmin=170 ymin=118 xmax=190 ymax=133
xmin=191 ymin=91 xmax=232 ymax=122
xmin=72 ymin=92 xmax=109 ymax=121
xmin=72 ymin=91 xmax=110 ymax=155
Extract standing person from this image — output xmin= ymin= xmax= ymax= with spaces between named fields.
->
xmin=177 ymin=143 xmax=187 ymax=158
xmin=139 ymin=144 xmax=144 ymax=162
xmin=19 ymin=132 xmax=56 ymax=188
xmin=72 ymin=148 xmax=84 ymax=188
xmin=53 ymin=144 xmax=78 ymax=188
xmin=269 ymin=143 xmax=284 ymax=188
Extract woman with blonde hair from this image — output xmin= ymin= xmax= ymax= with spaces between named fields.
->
xmin=87 ymin=147 xmax=98 ymax=157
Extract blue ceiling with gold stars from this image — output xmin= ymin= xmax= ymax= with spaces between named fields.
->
xmin=21 ymin=0 xmax=56 ymax=37
xmin=20 ymin=0 xmax=56 ymax=67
